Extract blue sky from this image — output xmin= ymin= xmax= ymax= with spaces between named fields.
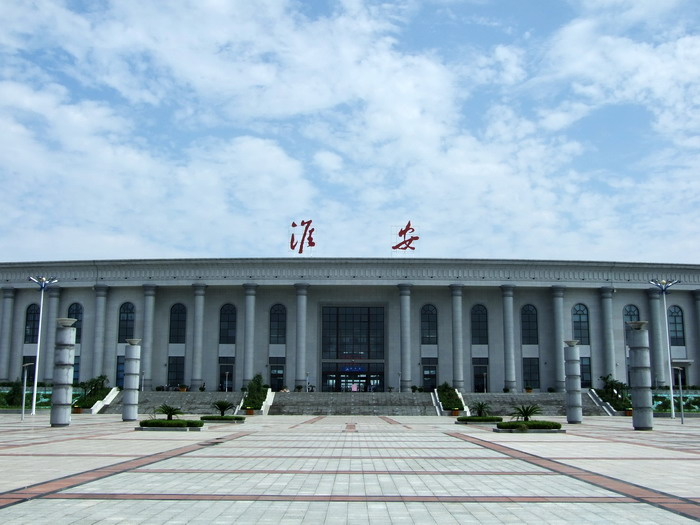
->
xmin=1 ymin=0 xmax=699 ymax=263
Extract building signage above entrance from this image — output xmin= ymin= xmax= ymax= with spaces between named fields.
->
xmin=289 ymin=219 xmax=420 ymax=253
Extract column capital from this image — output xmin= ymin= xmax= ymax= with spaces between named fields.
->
xmin=294 ymin=283 xmax=310 ymax=294
xmin=501 ymin=284 xmax=515 ymax=296
xmin=243 ymin=283 xmax=258 ymax=294
xmin=2 ymin=287 xmax=15 ymax=299
xmin=143 ymin=284 xmax=157 ymax=296
xmin=646 ymin=288 xmax=661 ymax=299
xmin=398 ymin=283 xmax=412 ymax=295
xmin=551 ymin=286 xmax=565 ymax=298
xmin=449 ymin=284 xmax=463 ymax=296
xmin=693 ymin=290 xmax=700 ymax=300
xmin=192 ymin=283 xmax=207 ymax=295
xmin=600 ymin=286 xmax=614 ymax=299
xmin=48 ymin=286 xmax=61 ymax=298
xmin=93 ymin=284 xmax=109 ymax=296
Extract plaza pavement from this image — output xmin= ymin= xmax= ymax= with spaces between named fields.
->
xmin=0 ymin=413 xmax=698 ymax=524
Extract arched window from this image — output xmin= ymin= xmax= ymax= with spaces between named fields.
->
xmin=420 ymin=305 xmax=438 ymax=345
xmin=68 ymin=303 xmax=84 ymax=344
xmin=270 ymin=304 xmax=286 ymax=344
xmin=118 ymin=302 xmax=135 ymax=343
xmin=623 ymin=304 xmax=640 ymax=324
xmin=572 ymin=304 xmax=589 ymax=345
xmin=169 ymin=303 xmax=187 ymax=344
xmin=521 ymin=305 xmax=538 ymax=345
xmin=668 ymin=306 xmax=685 ymax=346
xmin=219 ymin=304 xmax=236 ymax=344
xmin=471 ymin=305 xmax=488 ymax=345
xmin=24 ymin=304 xmax=40 ymax=344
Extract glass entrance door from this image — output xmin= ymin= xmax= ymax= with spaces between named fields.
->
xmin=322 ymin=363 xmax=384 ymax=392
xmin=473 ymin=358 xmax=488 ymax=393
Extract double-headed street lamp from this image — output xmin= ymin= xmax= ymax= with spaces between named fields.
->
xmin=649 ymin=278 xmax=680 ymax=419
xmin=28 ymin=275 xmax=58 ymax=416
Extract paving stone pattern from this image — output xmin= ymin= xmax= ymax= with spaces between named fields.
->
xmin=0 ymin=413 xmax=698 ymax=524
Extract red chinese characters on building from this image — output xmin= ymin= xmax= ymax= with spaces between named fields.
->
xmin=392 ymin=221 xmax=419 ymax=251
xmin=290 ymin=219 xmax=316 ymax=254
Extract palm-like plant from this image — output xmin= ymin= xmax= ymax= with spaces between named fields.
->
xmin=472 ymin=401 xmax=490 ymax=417
xmin=212 ymin=400 xmax=235 ymax=416
xmin=156 ymin=404 xmax=183 ymax=420
xmin=510 ymin=404 xmax=541 ymax=422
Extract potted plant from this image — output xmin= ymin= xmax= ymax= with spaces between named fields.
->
xmin=525 ymin=385 xmax=533 ymax=393
xmin=178 ymin=384 xmax=188 ymax=392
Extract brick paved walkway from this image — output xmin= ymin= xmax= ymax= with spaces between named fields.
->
xmin=0 ymin=413 xmax=698 ymax=523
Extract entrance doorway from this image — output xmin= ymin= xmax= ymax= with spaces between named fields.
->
xmin=219 ymin=357 xmax=235 ymax=392
xmin=473 ymin=357 xmax=488 ymax=393
xmin=322 ymin=363 xmax=384 ymax=392
xmin=269 ymin=357 xmax=285 ymax=391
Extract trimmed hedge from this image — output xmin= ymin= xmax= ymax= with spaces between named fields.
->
xmin=497 ymin=420 xmax=561 ymax=430
xmin=140 ymin=419 xmax=187 ymax=427
xmin=139 ymin=419 xmax=204 ymax=428
xmin=456 ymin=416 xmax=503 ymax=423
xmin=201 ymin=415 xmax=246 ymax=421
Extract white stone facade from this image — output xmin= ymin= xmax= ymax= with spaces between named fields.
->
xmin=1 ymin=258 xmax=698 ymax=392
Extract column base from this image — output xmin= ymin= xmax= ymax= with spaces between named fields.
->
xmin=400 ymin=380 xmax=412 ymax=392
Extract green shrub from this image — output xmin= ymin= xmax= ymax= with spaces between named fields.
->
xmin=212 ymin=400 xmax=235 ymax=416
xmin=156 ymin=404 xmax=183 ymax=420
xmin=185 ymin=420 xmax=204 ymax=427
xmin=244 ymin=374 xmax=267 ymax=410
xmin=471 ymin=401 xmax=490 ymax=417
xmin=3 ymin=381 xmax=25 ymax=407
xmin=201 ymin=415 xmax=245 ymax=421
xmin=140 ymin=419 xmax=187 ymax=427
xmin=456 ymin=416 xmax=503 ymax=422
xmin=596 ymin=374 xmax=631 ymax=411
xmin=436 ymin=382 xmax=463 ymax=411
xmin=510 ymin=404 xmax=542 ymax=421
xmin=497 ymin=420 xmax=561 ymax=430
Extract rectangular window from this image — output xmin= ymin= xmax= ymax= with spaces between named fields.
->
xmin=522 ymin=357 xmax=540 ymax=389
xmin=473 ymin=357 xmax=488 ymax=393
xmin=22 ymin=356 xmax=36 ymax=384
xmin=73 ymin=355 xmax=81 ymax=384
xmin=168 ymin=356 xmax=185 ymax=387
xmin=581 ymin=357 xmax=592 ymax=389
xmin=322 ymin=306 xmax=384 ymax=360
xmin=116 ymin=356 xmax=125 ymax=388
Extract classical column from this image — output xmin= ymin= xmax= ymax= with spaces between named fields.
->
xmin=242 ymin=283 xmax=257 ymax=387
xmin=43 ymin=286 xmax=61 ymax=381
xmin=628 ymin=321 xmax=653 ymax=431
xmin=398 ymin=284 xmax=412 ymax=392
xmin=142 ymin=285 xmax=156 ymax=390
xmin=92 ymin=285 xmax=108 ymax=377
xmin=501 ymin=285 xmax=516 ymax=391
xmin=552 ymin=286 xmax=566 ymax=392
xmin=693 ymin=290 xmax=700 ymax=361
xmin=600 ymin=287 xmax=616 ymax=380
xmin=295 ymin=284 xmax=309 ymax=390
xmin=122 ymin=339 xmax=142 ymax=422
xmin=450 ymin=285 xmax=464 ymax=392
xmin=191 ymin=284 xmax=206 ymax=390
xmin=0 ymin=287 xmax=15 ymax=381
xmin=647 ymin=288 xmax=667 ymax=387
xmin=50 ymin=318 xmax=77 ymax=427
xmin=564 ymin=340 xmax=582 ymax=424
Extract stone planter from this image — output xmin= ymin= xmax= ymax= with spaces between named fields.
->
xmin=135 ymin=427 xmax=201 ymax=432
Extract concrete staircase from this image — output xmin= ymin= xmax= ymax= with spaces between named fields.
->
xmin=101 ymin=391 xmax=245 ymax=416
xmin=461 ymin=392 xmax=607 ymax=417
xmin=267 ymin=392 xmax=437 ymax=416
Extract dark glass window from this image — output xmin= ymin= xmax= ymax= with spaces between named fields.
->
xmin=169 ymin=303 xmax=186 ymax=344
xmin=522 ymin=357 xmax=540 ymax=389
xmin=668 ymin=306 xmax=685 ymax=346
xmin=168 ymin=356 xmax=185 ymax=387
xmin=118 ymin=302 xmax=135 ymax=343
xmin=471 ymin=305 xmax=488 ymax=345
xmin=68 ymin=303 xmax=83 ymax=344
xmin=623 ymin=305 xmax=640 ymax=345
xmin=73 ymin=355 xmax=81 ymax=384
xmin=420 ymin=304 xmax=438 ymax=345
xmin=572 ymin=304 xmax=590 ymax=345
xmin=116 ymin=355 xmax=125 ymax=388
xmin=22 ymin=356 xmax=36 ymax=383
xmin=581 ymin=357 xmax=592 ymax=388
xmin=521 ymin=305 xmax=538 ymax=345
xmin=322 ymin=306 xmax=384 ymax=360
xmin=219 ymin=304 xmax=236 ymax=344
xmin=24 ymin=304 xmax=40 ymax=344
xmin=270 ymin=304 xmax=287 ymax=344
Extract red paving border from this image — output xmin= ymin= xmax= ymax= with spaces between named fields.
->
xmin=447 ymin=431 xmax=700 ymax=521
xmin=0 ymin=431 xmax=251 ymax=510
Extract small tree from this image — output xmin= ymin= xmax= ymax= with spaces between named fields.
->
xmin=156 ymin=404 xmax=183 ymax=420
xmin=472 ymin=401 xmax=490 ymax=417
xmin=510 ymin=404 xmax=541 ymax=422
xmin=212 ymin=400 xmax=234 ymax=416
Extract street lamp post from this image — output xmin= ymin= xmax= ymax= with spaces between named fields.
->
xmin=649 ymin=278 xmax=680 ymax=419
xmin=28 ymin=276 xmax=58 ymax=416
